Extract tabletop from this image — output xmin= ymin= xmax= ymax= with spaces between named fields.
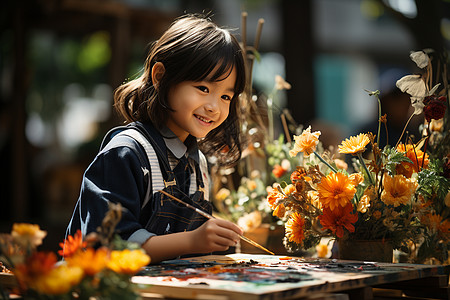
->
xmin=133 ymin=253 xmax=450 ymax=300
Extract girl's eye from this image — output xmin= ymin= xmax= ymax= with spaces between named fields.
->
xmin=196 ymin=86 xmax=209 ymax=93
xmin=221 ymin=95 xmax=232 ymax=101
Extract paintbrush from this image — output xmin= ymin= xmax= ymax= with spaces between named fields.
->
xmin=159 ymin=190 xmax=275 ymax=255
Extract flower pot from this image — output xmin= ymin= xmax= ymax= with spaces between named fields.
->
xmin=338 ymin=239 xmax=393 ymax=263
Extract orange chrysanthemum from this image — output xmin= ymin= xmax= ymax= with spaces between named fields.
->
xmin=273 ymin=203 xmax=286 ymax=218
xmin=11 ymin=223 xmax=47 ymax=248
xmin=318 ymin=203 xmax=358 ymax=238
xmin=396 ymin=144 xmax=430 ymax=178
xmin=272 ymin=164 xmax=287 ymax=178
xmin=338 ymin=133 xmax=370 ymax=155
xmin=421 ymin=213 xmax=450 ymax=239
xmin=381 ymin=174 xmax=418 ymax=207
xmin=285 ymin=212 xmax=306 ymax=245
xmin=66 ymin=247 xmax=109 ymax=276
xmin=291 ymin=166 xmax=308 ymax=181
xmin=267 ymin=188 xmax=285 ymax=210
xmin=58 ymin=229 xmax=86 ymax=258
xmin=289 ymin=126 xmax=321 ymax=157
xmin=317 ymin=172 xmax=356 ymax=211
xmin=14 ymin=252 xmax=57 ymax=290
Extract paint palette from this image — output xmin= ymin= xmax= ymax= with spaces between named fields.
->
xmin=133 ymin=254 xmax=449 ymax=300
xmin=138 ymin=255 xmax=314 ymax=284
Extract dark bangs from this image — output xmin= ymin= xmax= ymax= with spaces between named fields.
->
xmin=162 ymin=26 xmax=246 ymax=97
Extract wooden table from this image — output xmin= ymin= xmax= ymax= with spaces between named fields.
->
xmin=133 ymin=253 xmax=450 ymax=300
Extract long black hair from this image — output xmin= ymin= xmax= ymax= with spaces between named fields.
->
xmin=114 ymin=14 xmax=246 ymax=167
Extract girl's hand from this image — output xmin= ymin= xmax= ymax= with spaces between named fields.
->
xmin=189 ymin=219 xmax=243 ymax=253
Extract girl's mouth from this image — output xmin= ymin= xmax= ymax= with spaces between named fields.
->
xmin=195 ymin=114 xmax=213 ymax=124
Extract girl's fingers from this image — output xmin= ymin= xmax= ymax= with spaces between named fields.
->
xmin=214 ymin=219 xmax=243 ymax=235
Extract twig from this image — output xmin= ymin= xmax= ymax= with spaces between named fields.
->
xmin=281 ymin=113 xmax=291 ymax=143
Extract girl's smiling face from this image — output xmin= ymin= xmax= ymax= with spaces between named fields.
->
xmin=165 ymin=67 xmax=237 ymax=142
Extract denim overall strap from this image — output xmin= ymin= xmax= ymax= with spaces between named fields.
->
xmin=121 ymin=123 xmax=212 ymax=235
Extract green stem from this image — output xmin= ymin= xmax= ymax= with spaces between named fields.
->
xmin=376 ymin=95 xmax=382 ymax=146
xmin=395 ymin=112 xmax=415 ymax=149
xmin=313 ymin=151 xmax=338 ymax=173
xmin=267 ymin=96 xmax=274 ymax=142
xmin=357 ymin=152 xmax=374 ymax=185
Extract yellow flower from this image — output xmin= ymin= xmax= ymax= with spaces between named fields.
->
xmin=317 ymin=172 xmax=356 ymax=211
xmin=11 ymin=223 xmax=47 ymax=248
xmin=289 ymin=126 xmax=321 ymax=157
xmin=285 ymin=212 xmax=305 ymax=245
xmin=357 ymin=186 xmax=375 ymax=213
xmin=338 ymin=133 xmax=370 ymax=155
xmin=357 ymin=196 xmax=370 ymax=213
xmin=283 ymin=184 xmax=296 ymax=195
xmin=66 ymin=247 xmax=109 ymax=276
xmin=349 ymin=173 xmax=364 ymax=186
xmin=215 ymin=188 xmax=231 ymax=202
xmin=246 ymin=180 xmax=257 ymax=191
xmin=381 ymin=174 xmax=418 ymax=207
xmin=107 ymin=249 xmax=150 ymax=275
xmin=34 ymin=264 xmax=83 ymax=295
xmin=307 ymin=190 xmax=321 ymax=209
xmin=315 ymin=242 xmax=331 ymax=258
xmin=273 ymin=203 xmax=286 ymax=218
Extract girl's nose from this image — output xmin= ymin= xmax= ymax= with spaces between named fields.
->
xmin=204 ymin=96 xmax=219 ymax=113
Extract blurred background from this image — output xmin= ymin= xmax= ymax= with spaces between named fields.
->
xmin=1 ymin=0 xmax=449 ymax=251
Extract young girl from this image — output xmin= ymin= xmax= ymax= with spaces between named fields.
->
xmin=66 ymin=14 xmax=246 ymax=263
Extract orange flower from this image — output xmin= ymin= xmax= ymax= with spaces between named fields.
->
xmin=283 ymin=184 xmax=296 ymax=195
xmin=357 ymin=186 xmax=375 ymax=213
xmin=14 ymin=252 xmax=57 ymax=289
xmin=272 ymin=164 xmax=287 ymax=178
xmin=273 ymin=203 xmax=286 ymax=218
xmin=33 ymin=264 xmax=83 ymax=295
xmin=267 ymin=187 xmax=285 ymax=210
xmin=317 ymin=172 xmax=356 ymax=211
xmin=58 ymin=230 xmax=86 ymax=258
xmin=421 ymin=213 xmax=450 ymax=239
xmin=318 ymin=203 xmax=358 ymax=238
xmin=285 ymin=212 xmax=306 ymax=245
xmin=315 ymin=242 xmax=331 ymax=258
xmin=289 ymin=126 xmax=321 ymax=157
xmin=66 ymin=247 xmax=109 ymax=276
xmin=338 ymin=133 xmax=370 ymax=155
xmin=11 ymin=223 xmax=47 ymax=249
xmin=334 ymin=159 xmax=348 ymax=170
xmin=107 ymin=249 xmax=150 ymax=275
xmin=396 ymin=144 xmax=429 ymax=178
xmin=291 ymin=166 xmax=308 ymax=181
xmin=381 ymin=174 xmax=418 ymax=207
xmin=349 ymin=173 xmax=364 ymax=186
xmin=372 ymin=210 xmax=382 ymax=219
